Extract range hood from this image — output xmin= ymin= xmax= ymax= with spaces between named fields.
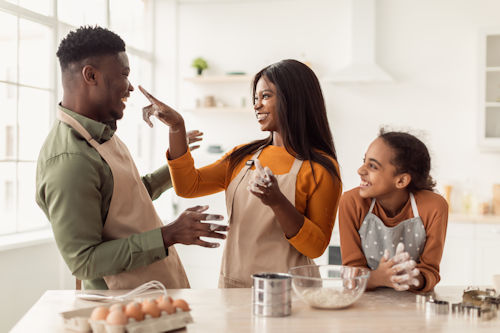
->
xmin=328 ymin=0 xmax=393 ymax=83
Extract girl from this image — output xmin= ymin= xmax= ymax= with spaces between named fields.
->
xmin=139 ymin=59 xmax=342 ymax=288
xmin=339 ymin=130 xmax=448 ymax=292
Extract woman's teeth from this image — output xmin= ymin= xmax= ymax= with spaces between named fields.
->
xmin=256 ymin=113 xmax=268 ymax=120
xmin=360 ymin=181 xmax=370 ymax=187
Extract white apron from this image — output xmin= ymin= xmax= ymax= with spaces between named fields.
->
xmin=219 ymin=149 xmax=314 ymax=288
xmin=57 ymin=109 xmax=190 ymax=289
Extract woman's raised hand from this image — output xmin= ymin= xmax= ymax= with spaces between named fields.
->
xmin=139 ymin=85 xmax=184 ymax=129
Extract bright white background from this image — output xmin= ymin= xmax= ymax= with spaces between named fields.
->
xmin=2 ymin=0 xmax=500 ymax=331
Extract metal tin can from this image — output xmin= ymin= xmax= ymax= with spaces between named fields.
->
xmin=252 ymin=273 xmax=291 ymax=317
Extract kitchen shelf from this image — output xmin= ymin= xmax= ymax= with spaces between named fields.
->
xmin=486 ymin=66 xmax=500 ymax=72
xmin=183 ymin=107 xmax=252 ymax=113
xmin=184 ymin=75 xmax=253 ymax=83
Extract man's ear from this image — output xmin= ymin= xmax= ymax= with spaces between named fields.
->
xmin=81 ymin=65 xmax=98 ymax=85
xmin=395 ymin=173 xmax=411 ymax=189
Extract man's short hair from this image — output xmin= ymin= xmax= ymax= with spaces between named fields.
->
xmin=56 ymin=25 xmax=125 ymax=70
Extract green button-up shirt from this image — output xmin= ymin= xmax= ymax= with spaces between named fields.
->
xmin=36 ymin=105 xmax=172 ymax=290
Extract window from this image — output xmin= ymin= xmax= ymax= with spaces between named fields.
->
xmin=0 ymin=0 xmax=155 ymax=235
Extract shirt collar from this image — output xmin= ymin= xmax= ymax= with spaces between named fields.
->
xmin=58 ymin=104 xmax=116 ymax=142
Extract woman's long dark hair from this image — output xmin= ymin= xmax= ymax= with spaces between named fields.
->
xmin=224 ymin=59 xmax=340 ymax=182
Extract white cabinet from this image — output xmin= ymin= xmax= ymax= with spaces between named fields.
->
xmin=478 ymin=31 xmax=500 ymax=150
xmin=440 ymin=220 xmax=500 ymax=287
xmin=440 ymin=223 xmax=476 ymax=286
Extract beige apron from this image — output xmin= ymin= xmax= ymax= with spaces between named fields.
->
xmin=219 ymin=149 xmax=314 ymax=288
xmin=57 ymin=109 xmax=190 ymax=290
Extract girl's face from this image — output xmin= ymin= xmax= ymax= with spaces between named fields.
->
xmin=357 ymin=138 xmax=406 ymax=199
xmin=254 ymin=77 xmax=279 ymax=132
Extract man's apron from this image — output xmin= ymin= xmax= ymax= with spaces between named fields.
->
xmin=57 ymin=109 xmax=190 ymax=289
xmin=219 ymin=149 xmax=314 ymax=288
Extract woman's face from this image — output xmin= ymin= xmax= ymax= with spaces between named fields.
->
xmin=254 ymin=77 xmax=279 ymax=132
xmin=357 ymin=138 xmax=401 ymax=199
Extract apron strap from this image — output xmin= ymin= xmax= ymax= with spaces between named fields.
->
xmin=409 ymin=193 xmax=419 ymax=218
xmin=369 ymin=194 xmax=419 ymax=217
xmin=57 ymin=108 xmax=99 ymax=149
xmin=226 ymin=149 xmax=263 ymax=220
xmin=368 ymin=198 xmax=376 ymax=213
xmin=288 ymin=157 xmax=303 ymax=175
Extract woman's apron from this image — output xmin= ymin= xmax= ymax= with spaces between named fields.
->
xmin=219 ymin=149 xmax=314 ymax=288
xmin=358 ymin=193 xmax=427 ymax=270
xmin=57 ymin=109 xmax=190 ymax=290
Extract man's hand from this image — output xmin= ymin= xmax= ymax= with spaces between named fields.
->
xmin=161 ymin=205 xmax=229 ymax=249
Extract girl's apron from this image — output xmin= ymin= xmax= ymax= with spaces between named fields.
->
xmin=219 ymin=149 xmax=314 ymax=288
xmin=358 ymin=193 xmax=427 ymax=270
xmin=57 ymin=109 xmax=190 ymax=289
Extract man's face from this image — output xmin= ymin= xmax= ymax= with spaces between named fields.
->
xmin=95 ymin=52 xmax=134 ymax=122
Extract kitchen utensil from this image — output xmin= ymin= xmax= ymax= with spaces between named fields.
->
xmin=288 ymin=265 xmax=370 ymax=309
xmin=251 ymin=273 xmax=291 ymax=317
xmin=76 ymin=280 xmax=167 ymax=302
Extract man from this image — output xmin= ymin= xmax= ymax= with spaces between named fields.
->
xmin=36 ymin=26 xmax=228 ymax=290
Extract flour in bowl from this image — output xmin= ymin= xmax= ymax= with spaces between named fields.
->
xmin=301 ymin=288 xmax=356 ymax=308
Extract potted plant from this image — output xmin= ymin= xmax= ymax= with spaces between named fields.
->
xmin=191 ymin=57 xmax=208 ymax=76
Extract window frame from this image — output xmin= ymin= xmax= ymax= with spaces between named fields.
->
xmin=0 ymin=0 xmax=156 ymax=238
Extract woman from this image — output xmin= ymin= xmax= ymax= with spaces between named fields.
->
xmin=140 ymin=59 xmax=342 ymax=287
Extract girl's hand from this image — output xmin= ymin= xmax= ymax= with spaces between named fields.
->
xmin=139 ymin=85 xmax=184 ymax=129
xmin=369 ymin=249 xmax=412 ymax=291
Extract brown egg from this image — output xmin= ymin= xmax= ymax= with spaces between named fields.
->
xmin=156 ymin=295 xmax=175 ymax=314
xmin=109 ymin=303 xmax=125 ymax=312
xmin=125 ymin=302 xmax=144 ymax=321
xmin=172 ymin=298 xmax=191 ymax=312
xmin=142 ymin=299 xmax=161 ymax=318
xmin=106 ymin=310 xmax=128 ymax=326
xmin=90 ymin=306 xmax=109 ymax=321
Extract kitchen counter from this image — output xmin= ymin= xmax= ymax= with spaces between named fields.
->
xmin=10 ymin=286 xmax=500 ymax=332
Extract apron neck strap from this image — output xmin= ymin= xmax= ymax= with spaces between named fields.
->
xmin=289 ymin=157 xmax=303 ymax=175
xmin=369 ymin=192 xmax=419 ymax=217
xmin=57 ymin=108 xmax=96 ymax=146
xmin=409 ymin=192 xmax=419 ymax=217
xmin=245 ymin=149 xmax=263 ymax=170
xmin=368 ymin=198 xmax=376 ymax=213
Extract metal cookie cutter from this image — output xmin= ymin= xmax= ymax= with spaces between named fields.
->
xmin=416 ymin=292 xmax=435 ymax=310
xmin=425 ymin=299 xmax=450 ymax=315
xmin=456 ymin=287 xmax=499 ymax=321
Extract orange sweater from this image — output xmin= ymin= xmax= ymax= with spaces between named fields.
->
xmin=167 ymin=145 xmax=342 ymax=258
xmin=339 ymin=188 xmax=448 ymax=292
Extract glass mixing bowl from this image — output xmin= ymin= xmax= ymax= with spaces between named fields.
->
xmin=289 ymin=265 xmax=370 ymax=309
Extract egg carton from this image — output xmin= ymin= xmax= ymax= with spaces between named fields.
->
xmin=60 ymin=302 xmax=193 ymax=333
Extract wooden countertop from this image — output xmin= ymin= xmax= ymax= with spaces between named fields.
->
xmin=10 ymin=286 xmax=500 ymax=332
